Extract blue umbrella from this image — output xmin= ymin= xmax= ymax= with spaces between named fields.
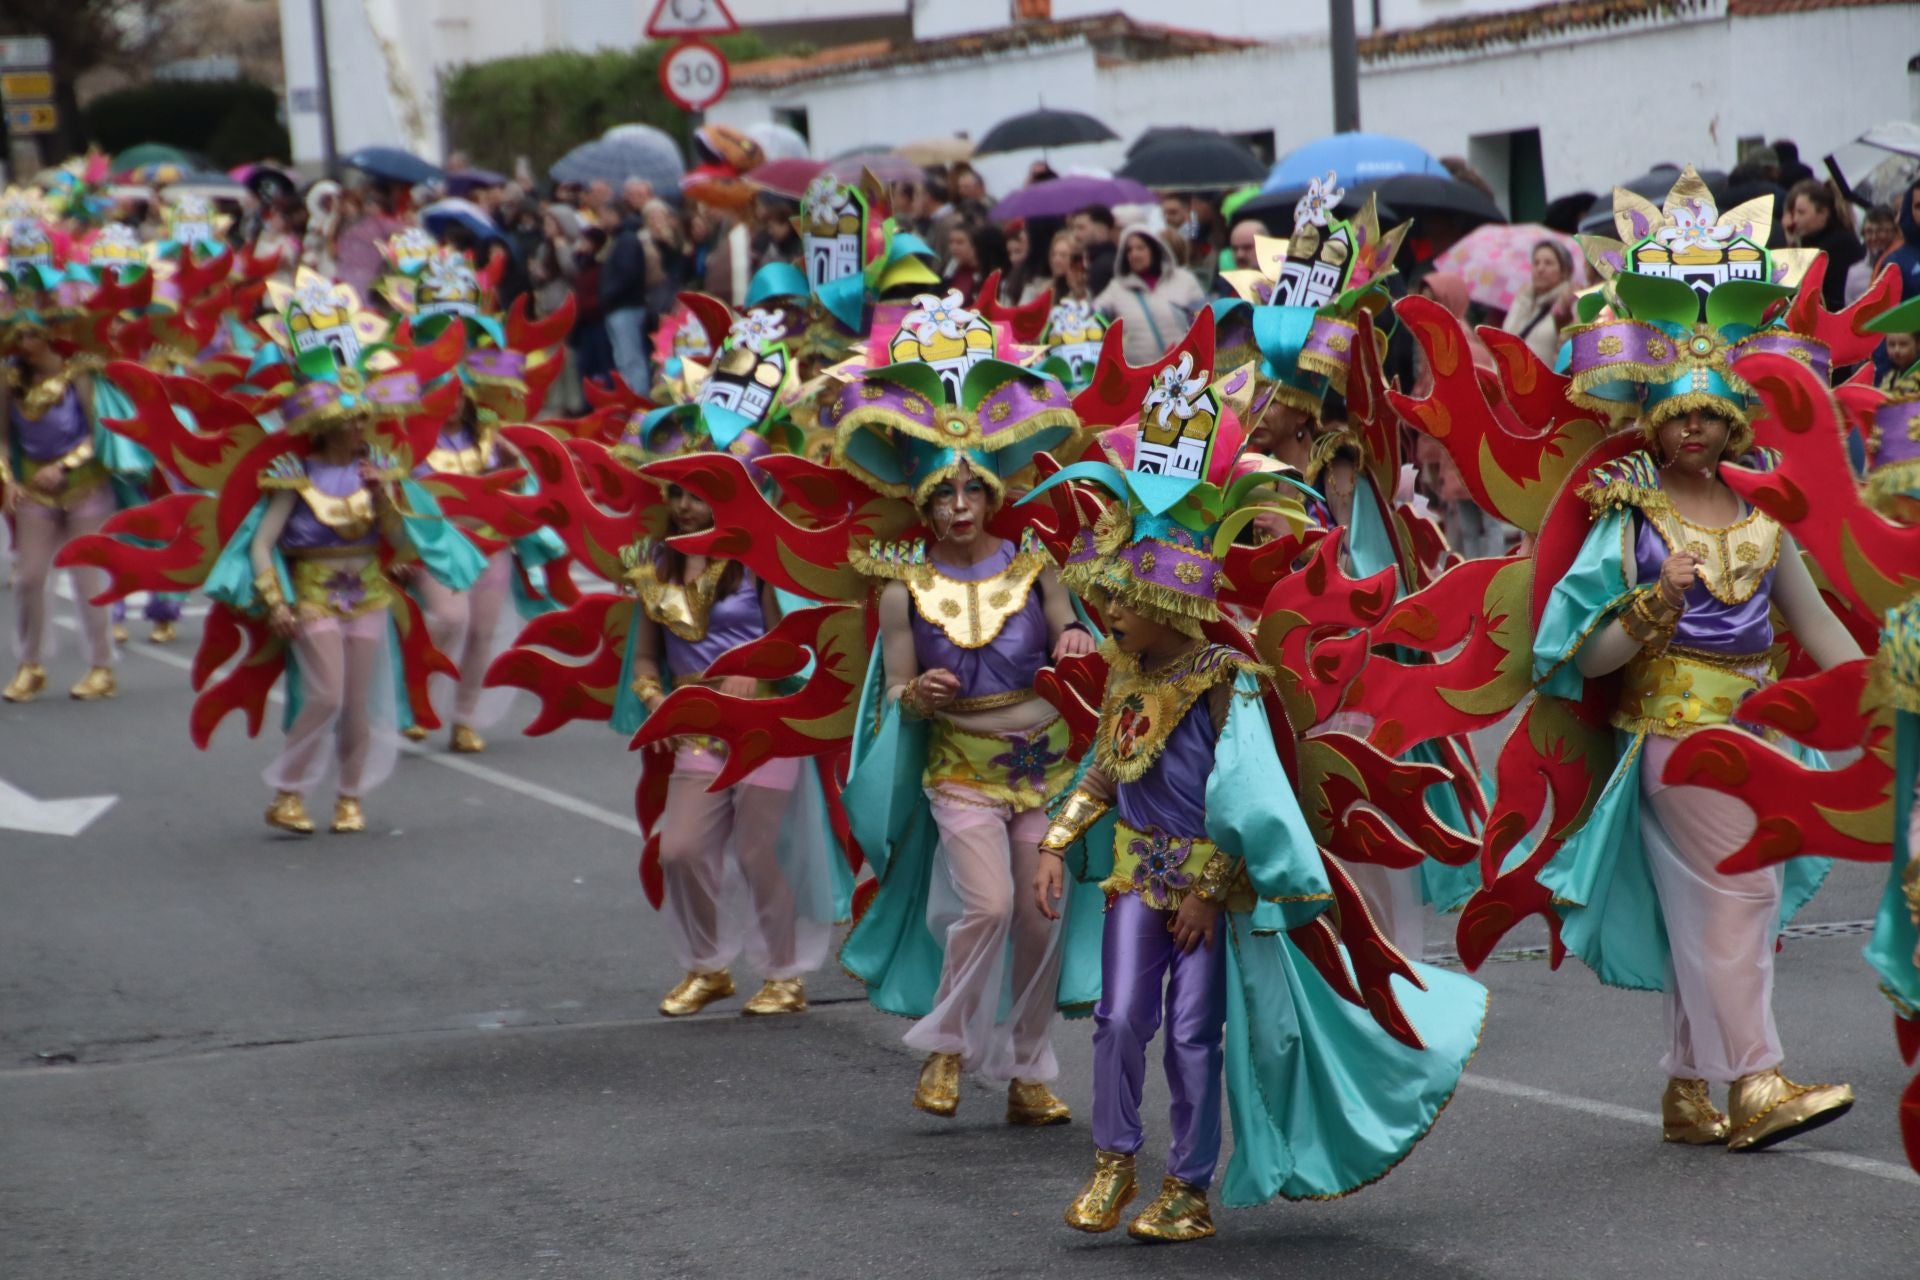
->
xmin=344 ymin=145 xmax=444 ymax=186
xmin=550 ymin=135 xmax=684 ymax=196
xmin=421 ymin=198 xmax=507 ymax=246
xmin=1266 ymin=132 xmax=1444 ymax=193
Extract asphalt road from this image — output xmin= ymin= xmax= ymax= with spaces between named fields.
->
xmin=3 ymin=598 xmax=1915 ymax=1279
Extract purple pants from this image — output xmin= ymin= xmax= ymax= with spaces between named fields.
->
xmin=1091 ymin=892 xmax=1228 ymax=1188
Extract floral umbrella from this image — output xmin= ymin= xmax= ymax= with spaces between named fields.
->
xmin=1431 ymin=222 xmax=1585 ymax=312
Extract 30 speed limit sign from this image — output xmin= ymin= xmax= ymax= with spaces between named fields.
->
xmin=659 ymin=40 xmax=729 ymax=113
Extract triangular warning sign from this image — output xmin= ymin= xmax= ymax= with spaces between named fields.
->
xmin=645 ymin=0 xmax=739 ymax=38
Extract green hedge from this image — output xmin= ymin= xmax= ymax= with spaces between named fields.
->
xmin=82 ymin=80 xmax=289 ymax=167
xmin=441 ymin=35 xmax=765 ymax=176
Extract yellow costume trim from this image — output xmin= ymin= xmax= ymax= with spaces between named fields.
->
xmin=624 ymin=543 xmax=733 ymax=644
xmin=1093 ymin=641 xmax=1267 ymax=784
xmin=1643 ymin=504 xmax=1781 ymax=606
xmin=1103 ymin=821 xmax=1253 ymax=912
xmin=924 ymin=716 xmax=1073 ymax=813
xmin=290 ymin=558 xmax=395 ymax=620
xmin=16 ymin=442 xmax=109 ymax=509
xmin=424 ymin=423 xmax=498 ymax=477
xmin=16 ymin=371 xmax=79 ymax=420
xmin=1612 ymin=645 xmax=1769 ymax=739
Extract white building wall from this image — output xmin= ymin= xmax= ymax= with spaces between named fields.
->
xmin=911 ymin=0 xmax=1613 ymax=42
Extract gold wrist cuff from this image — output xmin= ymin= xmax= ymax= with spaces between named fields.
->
xmin=1190 ymin=850 xmax=1241 ymax=905
xmin=254 ymin=569 xmax=287 ymax=610
xmin=1040 ymin=789 xmax=1109 ymax=852
xmin=632 ymin=675 xmax=665 ymax=705
xmin=899 ymin=676 xmax=934 ymax=720
xmin=0 ymin=458 xmax=14 ymax=489
xmin=1621 ymin=588 xmax=1680 ymax=653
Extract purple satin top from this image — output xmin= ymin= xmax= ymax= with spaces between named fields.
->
xmin=910 ymin=540 xmax=1049 ymax=699
xmin=1632 ymin=513 xmax=1775 ymax=654
xmin=280 ymin=457 xmax=378 ymax=551
xmin=11 ymin=386 xmax=88 ymax=460
xmin=1115 ymin=693 xmax=1217 ymax=839
xmin=662 ymin=564 xmax=765 ymax=678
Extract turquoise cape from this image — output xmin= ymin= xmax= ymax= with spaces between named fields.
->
xmin=1866 ymin=710 xmax=1919 ymax=1017
xmin=1531 ymin=507 xmax=1830 ymax=991
xmin=1064 ymin=671 xmax=1488 ymax=1204
xmin=837 ymin=646 xmax=1105 ymax=1018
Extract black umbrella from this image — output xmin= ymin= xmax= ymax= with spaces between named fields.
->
xmin=344 ymin=145 xmax=444 ymax=186
xmin=243 ymin=164 xmax=298 ymax=204
xmin=973 ymin=108 xmax=1117 ymax=157
xmin=1578 ymin=166 xmax=1728 ymax=235
xmin=1352 ymin=174 xmax=1505 ymax=231
xmin=1118 ymin=133 xmax=1265 ymax=191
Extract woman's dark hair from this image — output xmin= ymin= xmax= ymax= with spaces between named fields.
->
xmin=1787 ymin=178 xmax=1837 ymax=219
xmin=653 ymin=522 xmax=746 ymax=599
xmin=960 ymin=221 xmax=1011 ymax=277
xmin=1124 ymin=230 xmax=1164 ymax=277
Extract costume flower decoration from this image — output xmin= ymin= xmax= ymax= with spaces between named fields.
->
xmin=1127 ymin=829 xmax=1195 ymax=905
xmin=1294 ymin=172 xmax=1344 ymax=229
xmin=729 ymin=307 xmax=789 ymax=353
xmin=991 ymin=732 xmax=1064 ymax=791
xmin=1141 ymin=353 xmax=1209 ymax=430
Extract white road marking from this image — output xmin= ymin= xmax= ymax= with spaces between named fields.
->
xmin=0 ymin=776 xmax=117 ymax=837
xmin=1460 ymin=1073 xmax=1919 ymax=1185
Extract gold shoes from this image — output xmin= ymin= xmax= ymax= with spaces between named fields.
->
xmin=330 ymin=796 xmax=366 ymax=834
xmin=913 ymin=1051 xmax=963 ymax=1116
xmin=402 ymin=724 xmax=430 ymax=742
xmin=1661 ymin=1077 xmax=1730 ymax=1145
xmin=2 ymin=663 xmax=46 ymax=703
xmin=149 ymin=621 xmax=178 ymax=645
xmin=112 ymin=622 xmax=129 ymax=644
xmin=450 ymin=724 xmax=485 ymax=754
xmin=265 ymin=790 xmax=315 ymax=835
xmin=742 ymin=977 xmax=806 ymax=1015
xmin=659 ymin=970 xmax=735 ymax=1016
xmin=1007 ymin=1079 xmax=1072 ymax=1126
xmin=1127 ymin=1175 xmax=1216 ymax=1243
xmin=1726 ymin=1067 xmax=1853 ymax=1152
xmin=68 ymin=667 xmax=116 ymax=700
xmin=1064 ymin=1149 xmax=1137 ymax=1233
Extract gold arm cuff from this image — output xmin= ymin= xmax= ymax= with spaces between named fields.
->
xmin=899 ymin=675 xmax=935 ymax=720
xmin=632 ymin=675 xmax=664 ymax=705
xmin=1040 ymin=789 xmax=1109 ymax=852
xmin=253 ymin=569 xmax=287 ymax=610
xmin=1620 ymin=588 xmax=1681 ymax=653
xmin=0 ymin=457 xmax=13 ymax=489
xmin=1190 ymin=850 xmax=1243 ymax=905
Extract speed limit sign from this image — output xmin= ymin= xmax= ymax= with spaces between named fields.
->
xmin=659 ymin=40 xmax=729 ymax=113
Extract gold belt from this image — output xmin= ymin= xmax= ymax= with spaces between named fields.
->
xmin=1613 ymin=645 xmax=1769 ymax=739
xmin=948 ymin=688 xmax=1037 ymax=713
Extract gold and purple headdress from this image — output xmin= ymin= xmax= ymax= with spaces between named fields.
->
xmin=1024 ymin=354 xmax=1308 ymax=635
xmin=1212 ymin=174 xmax=1406 ymax=418
xmin=825 ymin=356 xmax=1081 ymax=508
xmin=250 ymin=269 xmax=421 ymax=433
xmin=1864 ymin=298 xmax=1920 ymax=520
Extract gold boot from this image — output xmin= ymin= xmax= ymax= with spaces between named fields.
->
xmin=1127 ymin=1175 xmax=1215 ymax=1243
xmin=2 ymin=663 xmax=47 ymax=703
xmin=1064 ymin=1149 xmax=1137 ymax=1233
xmin=912 ymin=1051 xmax=962 ymax=1117
xmin=148 ymin=621 xmax=178 ymax=645
xmin=402 ymin=724 xmax=430 ymax=743
xmin=329 ymin=796 xmax=366 ymax=834
xmin=450 ymin=724 xmax=486 ymax=754
xmin=659 ymin=970 xmax=735 ymax=1016
xmin=265 ymin=791 xmax=315 ymax=835
xmin=113 ymin=622 xmax=129 ymax=644
xmin=68 ymin=667 xmax=116 ymax=700
xmin=1661 ymin=1077 xmax=1730 ymax=1144
xmin=1726 ymin=1067 xmax=1854 ymax=1152
xmin=741 ymin=977 xmax=806 ymax=1015
xmin=1007 ymin=1079 xmax=1072 ymax=1126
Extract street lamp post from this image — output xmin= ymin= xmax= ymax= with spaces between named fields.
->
xmin=1329 ymin=0 xmax=1361 ymax=133
xmin=311 ymin=0 xmax=339 ymax=178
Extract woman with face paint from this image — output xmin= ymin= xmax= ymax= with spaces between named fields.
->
xmin=831 ymin=350 xmax=1097 ymax=1125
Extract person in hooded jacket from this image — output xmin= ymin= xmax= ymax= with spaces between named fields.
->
xmin=1885 ymin=178 xmax=1920 ymax=301
xmin=1093 ymin=226 xmax=1205 ymax=364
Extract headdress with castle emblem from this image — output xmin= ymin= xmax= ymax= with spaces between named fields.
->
xmin=824 ymin=355 xmax=1081 ymax=508
xmin=1562 ymin=167 xmax=1845 ymax=451
xmin=250 ymin=269 xmax=421 ymax=433
xmin=1023 ymin=354 xmax=1309 ymax=635
xmin=1863 ymin=297 xmax=1920 ymax=519
xmin=1212 ymin=173 xmax=1407 ymax=418
xmin=158 ymin=191 xmax=232 ymax=259
xmin=788 ymin=173 xmax=941 ymax=367
xmin=1035 ymin=296 xmax=1109 ymax=389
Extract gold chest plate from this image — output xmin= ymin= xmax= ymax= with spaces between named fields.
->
xmin=909 ymin=551 xmax=1045 ymax=650
xmin=1646 ymin=505 xmax=1781 ymax=605
xmin=299 ymin=486 xmax=376 ymax=540
xmin=631 ymin=556 xmax=730 ymax=643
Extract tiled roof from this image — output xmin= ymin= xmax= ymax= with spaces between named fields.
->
xmin=1358 ymin=0 xmax=1909 ymax=61
xmin=730 ymin=11 xmax=1259 ymax=91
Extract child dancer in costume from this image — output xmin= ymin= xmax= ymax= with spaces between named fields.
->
xmin=1521 ymin=171 xmax=1867 ymax=1150
xmin=832 ymin=352 xmax=1097 ymax=1123
xmin=622 ymin=403 xmax=837 ymax=1017
xmin=1025 ymin=372 xmax=1487 ymax=1242
xmin=1 ymin=297 xmax=117 ymax=701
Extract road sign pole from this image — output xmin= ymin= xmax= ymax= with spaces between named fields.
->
xmin=310 ymin=0 xmax=339 ymax=179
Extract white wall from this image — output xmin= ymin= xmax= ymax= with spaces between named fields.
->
xmin=910 ymin=0 xmax=1627 ymax=42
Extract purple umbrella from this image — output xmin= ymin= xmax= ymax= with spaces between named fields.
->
xmin=988 ymin=175 xmax=1154 ymax=223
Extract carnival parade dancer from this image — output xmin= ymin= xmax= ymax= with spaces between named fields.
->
xmin=1 ymin=295 xmax=118 ymax=702
xmin=1024 ymin=365 xmax=1487 ymax=1242
xmin=389 ymin=244 xmax=571 ymax=754
xmin=57 ymin=270 xmax=486 ymax=834
xmin=828 ymin=347 xmax=1099 ymax=1124
xmin=479 ymin=294 xmax=843 ymax=1017
xmin=622 ymin=404 xmax=838 ymax=1017
xmin=1519 ymin=171 xmax=1870 ymax=1149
